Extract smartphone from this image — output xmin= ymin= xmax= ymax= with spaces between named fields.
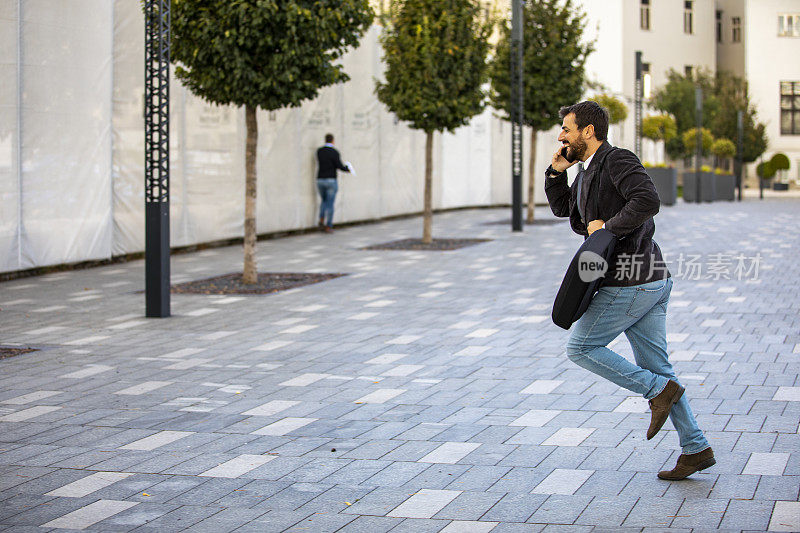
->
xmin=560 ymin=146 xmax=576 ymax=163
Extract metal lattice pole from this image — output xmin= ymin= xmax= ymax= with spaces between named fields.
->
xmin=144 ymin=0 xmax=171 ymax=318
xmin=634 ymin=51 xmax=642 ymax=158
xmin=511 ymin=0 xmax=524 ymax=232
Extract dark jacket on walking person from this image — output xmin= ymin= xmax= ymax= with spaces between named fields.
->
xmin=544 ymin=140 xmax=670 ymax=287
xmin=316 ymin=144 xmax=348 ymax=180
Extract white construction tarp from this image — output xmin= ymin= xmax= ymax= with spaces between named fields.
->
xmin=1 ymin=4 xmax=537 ymax=274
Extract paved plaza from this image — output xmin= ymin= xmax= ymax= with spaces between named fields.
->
xmin=0 ymin=198 xmax=799 ymax=532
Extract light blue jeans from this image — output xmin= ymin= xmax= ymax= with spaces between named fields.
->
xmin=566 ymin=277 xmax=710 ymax=455
xmin=317 ymin=178 xmax=338 ymax=227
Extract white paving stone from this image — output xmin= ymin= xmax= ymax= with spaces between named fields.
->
xmin=418 ymin=442 xmax=481 ymax=464
xmin=387 ymin=489 xmax=462 ymax=518
xmin=509 ymin=410 xmax=561 ymax=427
xmin=365 ymin=353 xmax=407 ymax=365
xmin=61 ymin=364 xmax=113 ymax=379
xmin=455 ymin=346 xmax=491 ymax=357
xmin=613 ymin=396 xmax=649 ymax=413
xmin=251 ymin=417 xmax=317 ymax=436
xmin=666 ymin=332 xmax=689 ymax=342
xmin=108 ymin=320 xmax=147 ymax=330
xmin=64 ymin=336 xmax=110 ymax=346
xmin=769 ymin=501 xmax=800 ymax=532
xmin=773 ymin=387 xmax=800 ymax=401
xmin=385 ymin=335 xmax=421 ymax=345
xmin=381 ymin=365 xmax=424 ymax=377
xmin=279 ymin=324 xmax=318 ymax=334
xmin=200 ymin=331 xmax=238 ymax=340
xmin=200 ymin=454 xmax=275 ymax=478
xmin=1 ymin=390 xmax=62 ymax=405
xmin=742 ymin=452 xmax=789 ymax=476
xmin=250 ymin=340 xmax=294 ymax=351
xmin=119 ymin=430 xmax=194 ymax=451
xmin=186 ymin=308 xmax=218 ymax=316
xmin=520 ymin=379 xmax=563 ymax=395
xmin=279 ymin=373 xmax=329 ymax=386
xmin=114 ymin=381 xmax=172 ymax=395
xmin=47 ymin=472 xmax=132 ymax=498
xmin=242 ymin=400 xmax=300 ymax=417
xmin=354 ymin=389 xmax=406 ymax=404
xmin=466 ymin=328 xmax=498 ymax=338
xmin=541 ymin=427 xmax=595 ymax=446
xmin=163 ymin=358 xmax=210 ymax=370
xmin=670 ymin=350 xmax=697 ymax=361
xmin=0 ymin=405 xmax=61 ymax=422
xmin=532 ymin=469 xmax=594 ymax=495
xmin=439 ymin=521 xmax=498 ymax=533
xmin=160 ymin=348 xmax=205 ymax=358
xmin=700 ymin=319 xmax=725 ymax=327
xmin=42 ymin=500 xmax=139 ymax=530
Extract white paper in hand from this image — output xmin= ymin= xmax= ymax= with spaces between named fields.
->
xmin=344 ymin=161 xmax=357 ymax=177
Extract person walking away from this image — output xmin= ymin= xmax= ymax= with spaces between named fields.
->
xmin=543 ymin=101 xmax=715 ymax=480
xmin=316 ymin=133 xmax=350 ymax=233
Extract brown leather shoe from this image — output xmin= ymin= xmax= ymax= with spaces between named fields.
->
xmin=647 ymin=380 xmax=684 ymax=440
xmin=658 ymin=447 xmax=715 ymax=480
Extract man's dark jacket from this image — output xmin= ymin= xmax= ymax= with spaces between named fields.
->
xmin=316 ymin=145 xmax=348 ymax=180
xmin=544 ymin=141 xmax=669 ymax=287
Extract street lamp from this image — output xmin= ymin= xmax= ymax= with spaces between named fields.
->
xmin=144 ymin=0 xmax=171 ymax=318
xmin=511 ymin=0 xmax=524 ymax=232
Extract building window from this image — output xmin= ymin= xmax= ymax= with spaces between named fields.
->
xmin=640 ymin=0 xmax=651 ymax=30
xmin=642 ymin=62 xmax=652 ymax=99
xmin=778 ymin=14 xmax=800 ymax=37
xmin=684 ymin=1 xmax=694 ymax=34
xmin=732 ymin=17 xmax=741 ymax=42
xmin=716 ymin=11 xmax=723 ymax=42
xmin=685 ymin=65 xmax=693 ymax=77
xmin=781 ymin=81 xmax=800 ymax=135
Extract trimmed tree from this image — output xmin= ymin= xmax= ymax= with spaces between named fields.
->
xmin=376 ymin=0 xmax=491 ymax=243
xmin=591 ymin=94 xmax=628 ymax=126
xmin=170 ymin=0 xmax=373 ymax=283
xmin=489 ymin=0 xmax=592 ymax=223
xmin=682 ymin=128 xmax=714 ymax=157
xmin=642 ymin=114 xmax=677 ymax=143
xmin=710 ymin=138 xmax=735 ymax=171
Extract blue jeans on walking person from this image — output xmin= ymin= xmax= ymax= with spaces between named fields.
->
xmin=566 ymin=277 xmax=710 ymax=455
xmin=317 ymin=178 xmax=338 ymax=227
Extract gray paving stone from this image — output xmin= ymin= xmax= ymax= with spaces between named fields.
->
xmin=1 ymin=202 xmax=799 ymax=532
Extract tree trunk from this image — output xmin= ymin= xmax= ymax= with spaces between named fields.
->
xmin=243 ymin=105 xmax=258 ymax=284
xmin=422 ymin=131 xmax=433 ymax=244
xmin=526 ymin=129 xmax=537 ymax=224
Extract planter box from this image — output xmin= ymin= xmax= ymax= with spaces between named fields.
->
xmin=715 ymin=173 xmax=736 ymax=201
xmin=647 ymin=167 xmax=677 ymax=206
xmin=773 ymin=182 xmax=789 ymax=191
xmin=682 ymin=172 xmax=716 ymax=203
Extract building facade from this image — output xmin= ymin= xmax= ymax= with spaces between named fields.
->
xmin=717 ymin=0 xmax=800 ymax=183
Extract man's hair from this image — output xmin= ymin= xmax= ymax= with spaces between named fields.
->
xmin=558 ymin=101 xmax=609 ymax=141
xmin=324 ymin=133 xmax=334 ymax=143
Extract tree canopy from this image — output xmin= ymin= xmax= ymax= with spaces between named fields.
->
xmin=489 ymin=0 xmax=593 ymax=131
xmin=171 ymin=0 xmax=374 ymax=111
xmin=651 ymin=69 xmax=767 ymax=162
xmin=376 ymin=0 xmax=491 ymax=134
xmin=591 ymin=94 xmax=628 ymax=125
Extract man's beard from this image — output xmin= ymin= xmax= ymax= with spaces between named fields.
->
xmin=566 ymin=137 xmax=587 ymax=162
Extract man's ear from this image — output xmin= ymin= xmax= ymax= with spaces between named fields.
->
xmin=583 ymin=124 xmax=595 ymax=140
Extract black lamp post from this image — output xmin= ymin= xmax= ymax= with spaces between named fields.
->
xmin=511 ymin=0 xmax=524 ymax=232
xmin=144 ymin=0 xmax=171 ymax=318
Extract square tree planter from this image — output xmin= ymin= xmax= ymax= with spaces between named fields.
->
xmin=646 ymin=167 xmax=678 ymax=206
xmin=773 ymin=182 xmax=789 ymax=191
xmin=715 ymin=173 xmax=736 ymax=201
xmin=682 ymin=171 xmax=716 ymax=203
